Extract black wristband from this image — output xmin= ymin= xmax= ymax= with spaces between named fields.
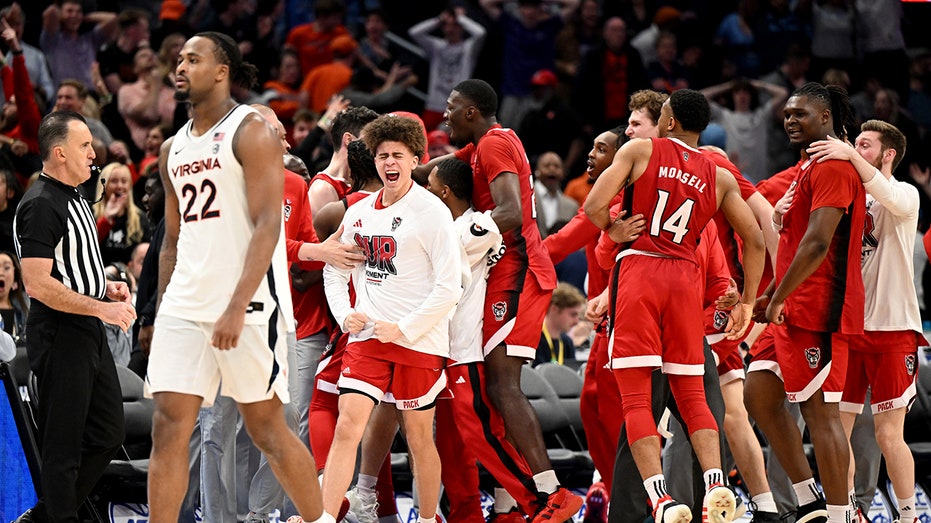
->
xmin=11 ymin=49 xmax=22 ymax=56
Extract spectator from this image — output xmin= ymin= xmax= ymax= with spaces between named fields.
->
xmin=427 ymin=129 xmax=456 ymax=160
xmin=855 ymin=0 xmax=909 ymax=100
xmin=809 ymin=0 xmax=855 ymax=82
xmin=647 ymin=31 xmax=689 ymax=93
xmin=0 ymin=21 xmax=42 ymax=183
xmin=54 ymin=79 xmax=115 ymax=147
xmin=575 ymin=16 xmax=648 ymax=135
xmin=534 ymin=282 xmax=585 ymax=367
xmin=479 ymin=0 xmax=579 ymax=128
xmin=519 ymin=69 xmax=585 ymax=175
xmin=701 ymin=78 xmax=788 ymax=183
xmin=533 ymin=151 xmax=578 ymax=238
xmin=630 ymin=5 xmax=681 ymax=66
xmin=299 ymin=35 xmax=357 ymax=113
xmin=40 ymin=0 xmax=119 ymax=94
xmin=0 ymin=168 xmax=22 ymax=253
xmin=753 ymin=0 xmax=809 ymax=75
xmin=137 ymin=123 xmax=170 ymax=181
xmin=285 ymin=0 xmax=349 ymax=76
xmin=128 ymin=164 xmax=162 ymax=379
xmin=340 ymin=63 xmax=418 ymax=114
xmin=96 ymin=9 xmax=150 ymax=95
xmin=0 ymin=250 xmax=27 ymax=340
xmin=103 ymin=262 xmax=134 ymax=366
xmin=0 ymin=3 xmax=55 ymax=110
xmin=906 ymin=50 xmax=931 ymax=131
xmin=873 ymin=87 xmax=923 ymax=175
xmin=356 ymin=8 xmax=418 ymax=77
xmin=263 ymin=49 xmax=303 ymax=126
xmin=93 ymin=162 xmax=150 ymax=266
xmin=761 ymin=43 xmax=811 ymax=174
xmin=117 ymin=46 xmax=175 ymax=152
xmin=554 ymin=0 xmax=603 ymax=80
xmin=714 ymin=0 xmax=761 ymax=78
xmin=409 ymin=6 xmax=487 ymax=132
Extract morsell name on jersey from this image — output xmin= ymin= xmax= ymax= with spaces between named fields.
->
xmin=171 ymin=157 xmax=222 ymax=178
xmin=657 ymin=165 xmax=706 ymax=193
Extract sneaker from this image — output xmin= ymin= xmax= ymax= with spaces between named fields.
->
xmin=703 ymin=485 xmax=738 ymax=523
xmin=245 ymin=512 xmax=271 ymax=523
xmin=487 ymin=509 xmax=526 ymax=523
xmin=749 ymin=511 xmax=779 ymax=523
xmin=286 ymin=517 xmax=304 ymax=523
xmin=583 ymin=482 xmax=609 ymax=523
xmin=347 ymin=487 xmax=379 ymax=523
xmin=655 ymin=497 xmax=693 ymax=523
xmin=794 ymin=499 xmax=827 ymax=523
xmin=531 ymin=488 xmax=585 ymax=523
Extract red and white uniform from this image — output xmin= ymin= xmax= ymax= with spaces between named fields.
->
xmin=774 ymin=158 xmax=865 ymax=403
xmin=610 ymin=137 xmax=719 ymax=374
xmin=841 ymin=171 xmax=926 ymax=414
xmin=323 ymin=184 xmax=463 ymax=405
xmin=455 ymin=125 xmax=558 ymax=359
xmin=283 ymin=170 xmax=332 ymax=339
xmin=437 ymin=209 xmax=539 ymax=518
xmin=309 ymin=171 xmax=350 ymax=202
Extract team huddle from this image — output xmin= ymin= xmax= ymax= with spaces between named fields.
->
xmin=14 ymin=30 xmax=920 ymax=523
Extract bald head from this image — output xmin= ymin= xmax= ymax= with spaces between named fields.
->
xmin=250 ymin=104 xmax=289 ymax=152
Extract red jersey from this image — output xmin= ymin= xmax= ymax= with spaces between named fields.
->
xmin=755 ymin=163 xmax=802 ymax=292
xmin=542 ymin=193 xmax=623 ymax=300
xmin=627 ymin=138 xmax=719 ymax=263
xmin=455 ymin=125 xmax=557 ymax=291
xmin=310 ymin=172 xmax=350 ymax=202
xmin=706 ymin=150 xmax=757 ymax=287
xmin=776 ymin=158 xmax=865 ymax=334
xmin=284 ymin=170 xmax=331 ymax=339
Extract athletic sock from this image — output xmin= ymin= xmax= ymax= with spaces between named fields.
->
xmin=703 ymin=468 xmax=725 ymax=491
xmin=533 ymin=470 xmax=559 ymax=495
xmin=751 ymin=492 xmax=778 ymax=513
xmin=644 ymin=474 xmax=669 ymax=508
xmin=792 ymin=479 xmax=822 ymax=506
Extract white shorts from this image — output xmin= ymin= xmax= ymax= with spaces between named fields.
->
xmin=145 ymin=314 xmax=290 ymax=407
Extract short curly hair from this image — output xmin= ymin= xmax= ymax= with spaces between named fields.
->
xmin=668 ymin=89 xmax=710 ymax=133
xmin=362 ymin=114 xmax=426 ymax=160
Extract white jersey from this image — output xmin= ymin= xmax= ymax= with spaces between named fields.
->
xmin=861 ymin=171 xmax=921 ymax=332
xmin=449 ymin=209 xmax=504 ymax=365
xmin=161 ymin=105 xmax=294 ymax=329
xmin=323 ymin=184 xmax=463 ymax=357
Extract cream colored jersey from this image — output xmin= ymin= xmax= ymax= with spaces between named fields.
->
xmin=861 ymin=172 xmax=921 ymax=332
xmin=161 ymin=105 xmax=294 ymax=329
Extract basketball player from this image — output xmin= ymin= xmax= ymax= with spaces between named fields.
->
xmin=753 ymin=82 xmax=865 ymax=523
xmin=146 ymin=33 xmax=328 ymax=523
xmin=584 ymin=89 xmax=765 ymax=523
xmin=321 ymin=114 xmax=462 ymax=523
xmin=807 ymin=120 xmax=923 ymax=523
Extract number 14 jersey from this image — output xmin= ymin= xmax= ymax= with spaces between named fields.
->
xmin=628 ymin=137 xmax=719 ymax=264
xmin=162 ymin=104 xmax=294 ymax=328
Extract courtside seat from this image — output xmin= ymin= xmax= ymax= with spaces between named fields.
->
xmin=535 ymin=363 xmax=587 ymax=451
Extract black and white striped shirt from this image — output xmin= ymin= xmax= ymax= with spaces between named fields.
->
xmin=14 ymin=174 xmax=106 ymax=300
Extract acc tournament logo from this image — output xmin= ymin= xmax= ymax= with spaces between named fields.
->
xmin=804 ymin=347 xmax=821 ymax=369
xmin=905 ymin=354 xmax=917 ymax=376
xmin=492 ymin=301 xmax=507 ymax=321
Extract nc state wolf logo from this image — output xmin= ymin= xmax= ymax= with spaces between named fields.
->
xmin=905 ymin=354 xmax=917 ymax=376
xmin=491 ymin=301 xmax=507 ymax=321
xmin=713 ymin=310 xmax=729 ymax=332
xmin=354 ymin=233 xmax=398 ymax=275
xmin=391 ymin=216 xmax=402 ymax=231
xmin=804 ymin=347 xmax=821 ymax=369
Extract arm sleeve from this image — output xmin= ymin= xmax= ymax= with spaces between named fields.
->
xmin=863 ymin=174 xmax=920 ymax=219
xmin=397 ymin=211 xmax=464 ymax=342
xmin=15 ymin=197 xmax=61 ymax=259
xmin=543 ymin=206 xmax=600 ymax=265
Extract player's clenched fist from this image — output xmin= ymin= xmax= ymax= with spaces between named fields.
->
xmin=343 ymin=311 xmax=369 ymax=334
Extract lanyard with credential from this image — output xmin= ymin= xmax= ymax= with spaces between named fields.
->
xmin=541 ymin=325 xmax=564 ymax=365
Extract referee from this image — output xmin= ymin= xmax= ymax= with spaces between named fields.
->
xmin=13 ymin=111 xmax=136 ymax=523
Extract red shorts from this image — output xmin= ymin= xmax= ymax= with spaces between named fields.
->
xmin=609 ymin=256 xmax=705 ymax=375
xmin=840 ymin=330 xmax=921 ymax=414
xmin=774 ymin=324 xmax=848 ymax=403
xmin=315 ymin=332 xmax=347 ymax=395
xmin=711 ymin=338 xmax=746 ymax=385
xmin=483 ymin=275 xmax=552 ymax=361
xmin=339 ymin=341 xmax=446 ymax=409
xmin=747 ymin=323 xmax=782 ymax=380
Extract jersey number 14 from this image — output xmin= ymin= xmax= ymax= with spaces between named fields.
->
xmin=650 ymin=190 xmax=694 ymax=244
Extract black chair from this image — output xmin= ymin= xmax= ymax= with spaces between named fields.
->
xmin=535 ymin=362 xmax=587 ymax=451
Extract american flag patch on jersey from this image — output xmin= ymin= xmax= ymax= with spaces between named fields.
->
xmin=213 ymin=132 xmax=225 ymax=141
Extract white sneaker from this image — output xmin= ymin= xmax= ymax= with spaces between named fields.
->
xmin=245 ymin=513 xmax=271 ymax=523
xmin=347 ymin=487 xmax=379 ymax=523
xmin=655 ymin=497 xmax=693 ymax=523
xmin=703 ymin=486 xmax=737 ymax=523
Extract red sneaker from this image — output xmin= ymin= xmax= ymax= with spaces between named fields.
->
xmin=487 ymin=509 xmax=527 ymax=523
xmin=583 ymin=482 xmax=609 ymax=523
xmin=531 ymin=488 xmax=584 ymax=523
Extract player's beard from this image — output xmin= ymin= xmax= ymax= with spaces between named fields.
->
xmin=174 ymin=89 xmax=190 ymax=102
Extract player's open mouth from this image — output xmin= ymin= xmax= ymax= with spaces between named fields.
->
xmin=386 ymin=171 xmax=400 ymax=182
